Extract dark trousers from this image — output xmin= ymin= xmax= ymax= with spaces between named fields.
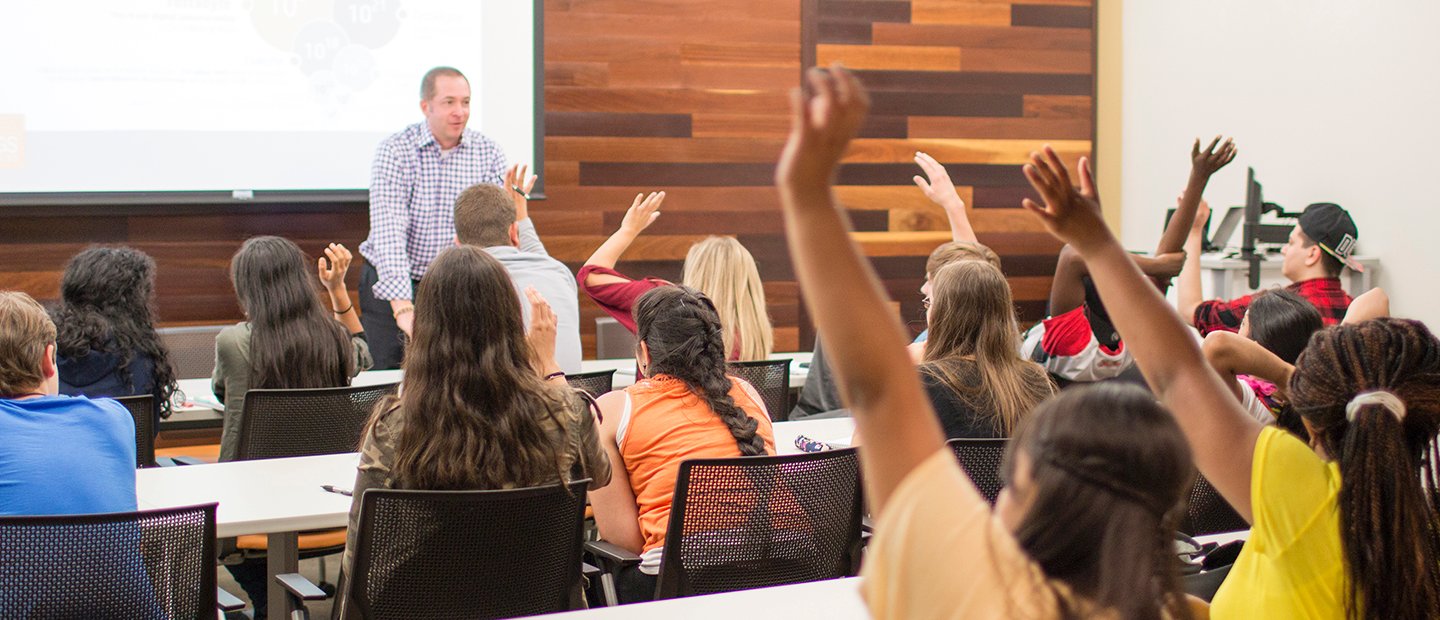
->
xmin=225 ymin=559 xmax=268 ymax=617
xmin=359 ymin=262 xmax=417 ymax=370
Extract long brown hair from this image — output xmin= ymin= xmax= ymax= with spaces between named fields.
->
xmin=230 ymin=236 xmax=352 ymax=390
xmin=921 ymin=260 xmax=1054 ymax=435
xmin=1007 ymin=384 xmax=1195 ymax=620
xmin=634 ymin=285 xmax=766 ymax=456
xmin=387 ymin=246 xmax=576 ymax=490
xmin=1289 ymin=318 xmax=1440 ymax=620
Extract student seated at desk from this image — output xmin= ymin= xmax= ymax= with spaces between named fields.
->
xmin=775 ymin=67 xmax=1203 ymax=619
xmin=578 ymin=191 xmax=773 ymax=362
xmin=49 ymin=246 xmax=178 ymax=433
xmin=590 ymin=285 xmax=776 ymax=603
xmin=0 ymin=291 xmax=135 ymax=516
xmin=341 ymin=246 xmax=611 ymax=618
xmin=212 ymin=237 xmax=372 ymax=614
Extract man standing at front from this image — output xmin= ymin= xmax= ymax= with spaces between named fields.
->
xmin=359 ymin=66 xmax=508 ymax=369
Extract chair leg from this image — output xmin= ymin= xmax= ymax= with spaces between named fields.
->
xmin=600 ymin=572 xmax=620 ymax=607
xmin=317 ymin=557 xmax=336 ymax=597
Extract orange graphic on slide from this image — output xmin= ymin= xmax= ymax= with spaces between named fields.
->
xmin=0 ymin=115 xmax=22 ymax=169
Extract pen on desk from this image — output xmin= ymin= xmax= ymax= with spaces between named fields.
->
xmin=321 ymin=485 xmax=352 ymax=497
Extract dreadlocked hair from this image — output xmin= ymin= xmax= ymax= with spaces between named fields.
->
xmin=634 ymin=285 xmax=766 ymax=456
xmin=1289 ymin=317 xmax=1440 ymax=620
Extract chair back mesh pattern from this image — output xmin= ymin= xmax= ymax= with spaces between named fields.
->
xmin=0 ymin=503 xmax=217 ymax=619
xmin=350 ymin=482 xmax=589 ymax=619
xmin=1180 ymin=475 xmax=1249 ymax=536
xmin=157 ymin=325 xmax=227 ymax=380
xmin=565 ymin=369 xmax=616 ymax=398
xmin=947 ymin=438 xmax=1009 ymax=505
xmin=726 ymin=359 xmax=792 ymax=422
xmin=115 ymin=394 xmax=156 ymax=468
xmin=236 ymin=383 xmax=398 ymax=461
xmin=656 ymin=448 xmax=863 ymax=599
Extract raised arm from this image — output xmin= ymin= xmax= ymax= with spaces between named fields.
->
xmin=777 ymin=67 xmax=943 ymax=513
xmin=1157 ymin=137 xmax=1235 ymax=256
xmin=1177 ymin=200 xmax=1211 ymax=323
xmin=580 ymin=191 xmax=666 ymax=287
xmin=912 ymin=151 xmax=977 ymax=243
xmin=504 ymin=164 xmax=547 ymax=255
xmin=1202 ymin=330 xmax=1294 ymax=401
xmin=1021 ymin=146 xmax=1261 ymax=520
xmin=317 ymin=243 xmax=364 ymax=335
xmin=1342 ymin=287 xmax=1390 ymax=325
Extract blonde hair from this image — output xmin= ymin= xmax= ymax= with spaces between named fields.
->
xmin=926 ymin=241 xmax=1001 ymax=277
xmin=681 ymin=236 xmax=773 ymax=361
xmin=921 ymin=261 xmax=1054 ymax=435
xmin=0 ymin=291 xmax=57 ymax=395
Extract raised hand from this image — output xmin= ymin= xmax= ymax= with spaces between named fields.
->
xmin=912 ymin=151 xmax=963 ymax=209
xmin=618 ymin=191 xmax=665 ymax=236
xmin=776 ymin=65 xmax=870 ymax=190
xmin=316 ymin=243 xmax=353 ymax=292
xmin=1191 ymin=136 xmax=1237 ymax=179
xmin=524 ymin=287 xmax=560 ymax=373
xmin=504 ymin=163 xmax=538 ymax=220
xmin=1021 ymin=146 xmax=1111 ymax=251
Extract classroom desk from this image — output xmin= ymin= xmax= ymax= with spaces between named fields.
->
xmin=163 ymin=352 xmax=814 ymax=432
xmin=135 ymin=416 xmax=846 ymax=619
xmin=540 ymin=577 xmax=867 ymax=619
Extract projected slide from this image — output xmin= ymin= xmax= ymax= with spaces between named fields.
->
xmin=0 ymin=0 xmax=537 ymax=196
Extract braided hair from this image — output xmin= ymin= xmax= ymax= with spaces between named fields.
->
xmin=1289 ymin=318 xmax=1440 ymax=620
xmin=633 ymin=286 xmax=766 ymax=456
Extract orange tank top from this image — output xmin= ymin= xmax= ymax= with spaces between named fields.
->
xmin=617 ymin=374 xmax=776 ymax=554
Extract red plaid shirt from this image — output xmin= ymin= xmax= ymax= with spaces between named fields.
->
xmin=1193 ymin=278 xmax=1352 ymax=336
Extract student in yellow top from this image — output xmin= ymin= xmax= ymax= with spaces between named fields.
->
xmin=1016 ymin=141 xmax=1440 ymax=616
xmin=775 ymin=66 xmax=1200 ymax=620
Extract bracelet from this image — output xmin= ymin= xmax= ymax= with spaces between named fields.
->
xmin=544 ymin=371 xmax=565 ymax=381
xmin=393 ymin=306 xmax=414 ymax=318
xmin=332 ymin=302 xmax=353 ymax=314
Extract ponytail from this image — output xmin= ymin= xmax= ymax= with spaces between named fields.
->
xmin=635 ymin=286 xmax=767 ymax=457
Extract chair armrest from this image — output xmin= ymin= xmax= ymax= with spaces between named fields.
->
xmin=216 ymin=586 xmax=247 ymax=612
xmin=582 ymin=562 xmax=602 ymax=579
xmin=583 ymin=540 xmax=642 ymax=567
xmin=276 ymin=572 xmax=328 ymax=601
xmin=157 ymin=456 xmax=206 ymax=467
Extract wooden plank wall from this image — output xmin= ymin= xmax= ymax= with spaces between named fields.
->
xmin=0 ymin=0 xmax=1094 ymax=357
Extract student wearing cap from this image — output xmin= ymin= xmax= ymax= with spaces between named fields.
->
xmin=1180 ymin=202 xmax=1360 ymax=335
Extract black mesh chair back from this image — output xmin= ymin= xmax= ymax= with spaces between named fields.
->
xmin=348 ymin=481 xmax=590 ymax=619
xmin=157 ymin=325 xmax=227 ymax=380
xmin=0 ymin=503 xmax=217 ymax=619
xmin=727 ymin=359 xmax=792 ymax=422
xmin=1180 ymin=475 xmax=1249 ymax=536
xmin=115 ymin=394 xmax=157 ymax=468
xmin=947 ymin=438 xmax=1009 ymax=505
xmin=655 ymin=448 xmax=863 ymax=599
xmin=566 ymin=369 xmax=617 ymax=398
xmin=235 ymin=383 xmax=398 ymax=461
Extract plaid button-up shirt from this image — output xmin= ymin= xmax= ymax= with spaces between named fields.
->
xmin=359 ymin=122 xmax=508 ymax=300
xmin=1193 ymin=277 xmax=1353 ymax=335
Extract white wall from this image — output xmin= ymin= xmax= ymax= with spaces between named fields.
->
xmin=1119 ymin=0 xmax=1440 ymax=326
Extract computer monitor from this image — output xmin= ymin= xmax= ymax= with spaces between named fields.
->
xmin=1209 ymin=207 xmax=1246 ymax=250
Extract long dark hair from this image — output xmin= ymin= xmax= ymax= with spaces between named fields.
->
xmin=1246 ymin=288 xmax=1323 ymax=364
xmin=1289 ymin=318 xmax=1440 ymax=620
xmin=229 ymin=236 xmax=352 ymax=390
xmin=387 ymin=246 xmax=575 ymax=490
xmin=50 ymin=246 xmax=177 ymax=414
xmin=921 ymin=260 xmax=1054 ymax=435
xmin=1006 ymin=383 xmax=1194 ymax=620
xmin=634 ymin=285 xmax=766 ymax=456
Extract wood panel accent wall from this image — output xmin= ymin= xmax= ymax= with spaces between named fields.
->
xmin=0 ymin=0 xmax=1094 ymax=358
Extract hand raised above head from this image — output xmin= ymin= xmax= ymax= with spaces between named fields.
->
xmin=504 ymin=163 xmax=538 ymax=198
xmin=912 ymin=151 xmax=962 ymax=208
xmin=316 ymin=243 xmax=353 ymax=291
xmin=1020 ymin=146 xmax=1112 ymax=252
xmin=776 ymin=64 xmax=870 ymax=190
xmin=1191 ymin=136 xmax=1237 ymax=178
xmin=618 ymin=191 xmax=665 ymax=236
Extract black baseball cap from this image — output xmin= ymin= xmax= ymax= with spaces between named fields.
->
xmin=1298 ymin=203 xmax=1361 ymax=272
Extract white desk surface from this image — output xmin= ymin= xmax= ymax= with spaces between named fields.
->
xmin=136 ymin=453 xmax=358 ymax=538
xmin=170 ymin=352 xmax=813 ymax=416
xmin=135 ymin=416 xmax=849 ymax=539
xmin=540 ymin=577 xmax=867 ymax=619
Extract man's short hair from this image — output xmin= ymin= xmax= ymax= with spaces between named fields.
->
xmin=0 ymin=291 xmax=56 ymax=394
xmin=926 ymin=241 xmax=1002 ymax=277
xmin=420 ymin=66 xmax=467 ymax=101
xmin=454 ymin=184 xmax=516 ymax=248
